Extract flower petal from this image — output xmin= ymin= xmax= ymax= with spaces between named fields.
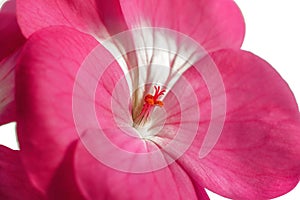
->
xmin=0 ymin=0 xmax=25 ymax=125
xmin=16 ymin=26 xmax=98 ymax=192
xmin=17 ymin=0 xmax=244 ymax=51
xmin=179 ymin=49 xmax=300 ymax=199
xmin=0 ymin=51 xmax=19 ymax=125
xmin=0 ymin=145 xmax=43 ymax=199
xmin=0 ymin=0 xmax=25 ymax=61
xmin=120 ymin=0 xmax=245 ymax=51
xmin=16 ymin=0 xmax=128 ymax=38
xmin=73 ymin=138 xmax=207 ymax=200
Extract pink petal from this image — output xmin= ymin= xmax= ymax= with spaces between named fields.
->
xmin=16 ymin=0 xmax=127 ymax=38
xmin=0 ymin=51 xmax=20 ymax=125
xmin=179 ymin=49 xmax=300 ymax=199
xmin=16 ymin=26 xmax=98 ymax=193
xmin=0 ymin=145 xmax=43 ymax=199
xmin=17 ymin=0 xmax=244 ymax=51
xmin=0 ymin=0 xmax=25 ymax=61
xmin=0 ymin=0 xmax=25 ymax=125
xmin=73 ymin=139 xmax=207 ymax=200
xmin=120 ymin=0 xmax=245 ymax=51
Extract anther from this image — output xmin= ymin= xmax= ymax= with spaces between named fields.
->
xmin=133 ymin=86 xmax=165 ymax=127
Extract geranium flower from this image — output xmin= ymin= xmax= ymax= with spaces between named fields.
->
xmin=1 ymin=0 xmax=300 ymax=199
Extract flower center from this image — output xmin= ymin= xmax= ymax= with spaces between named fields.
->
xmin=133 ymin=86 xmax=165 ymax=127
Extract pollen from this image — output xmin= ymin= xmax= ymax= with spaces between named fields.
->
xmin=144 ymin=86 xmax=165 ymax=107
xmin=133 ymin=86 xmax=165 ymax=127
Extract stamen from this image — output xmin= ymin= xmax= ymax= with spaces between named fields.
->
xmin=133 ymin=86 xmax=165 ymax=127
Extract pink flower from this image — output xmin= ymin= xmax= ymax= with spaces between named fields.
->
xmin=1 ymin=0 xmax=300 ymax=199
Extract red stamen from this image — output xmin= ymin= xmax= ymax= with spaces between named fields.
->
xmin=133 ymin=86 xmax=165 ymax=127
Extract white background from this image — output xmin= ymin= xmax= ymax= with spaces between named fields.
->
xmin=0 ymin=0 xmax=299 ymax=199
